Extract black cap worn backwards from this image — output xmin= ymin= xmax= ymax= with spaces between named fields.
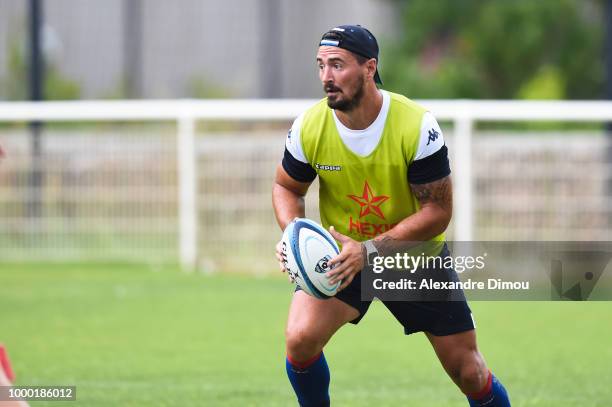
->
xmin=319 ymin=24 xmax=383 ymax=85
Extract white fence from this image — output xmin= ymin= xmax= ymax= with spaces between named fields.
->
xmin=1 ymin=99 xmax=612 ymax=271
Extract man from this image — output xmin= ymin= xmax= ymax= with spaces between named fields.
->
xmin=272 ymin=25 xmax=511 ymax=406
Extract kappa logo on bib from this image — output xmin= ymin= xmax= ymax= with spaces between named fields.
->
xmin=315 ymin=163 xmax=342 ymax=171
xmin=346 ymin=180 xmax=397 ymax=238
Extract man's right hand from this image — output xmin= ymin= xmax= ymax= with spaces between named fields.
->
xmin=275 ymin=240 xmax=295 ymax=283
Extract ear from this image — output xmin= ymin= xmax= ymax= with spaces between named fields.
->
xmin=366 ymin=58 xmax=377 ymax=81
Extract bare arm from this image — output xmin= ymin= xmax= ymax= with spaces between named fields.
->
xmin=272 ymin=164 xmax=312 ymax=230
xmin=272 ymin=164 xmax=312 ymax=278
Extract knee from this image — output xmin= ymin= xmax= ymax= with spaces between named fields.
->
xmin=453 ymin=353 xmax=488 ymax=394
xmin=285 ymin=327 xmax=324 ymax=362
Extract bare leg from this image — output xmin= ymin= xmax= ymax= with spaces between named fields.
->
xmin=285 ymin=290 xmax=360 ymax=362
xmin=425 ymin=330 xmax=489 ymax=394
xmin=284 ymin=291 xmax=360 ymax=406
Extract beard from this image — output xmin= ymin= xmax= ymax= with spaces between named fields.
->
xmin=325 ymin=76 xmax=365 ymax=112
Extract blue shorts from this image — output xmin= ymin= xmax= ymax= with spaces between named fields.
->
xmin=335 ymin=271 xmax=475 ymax=336
xmin=299 ymin=244 xmax=476 ymax=336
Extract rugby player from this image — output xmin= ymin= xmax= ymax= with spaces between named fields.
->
xmin=272 ymin=25 xmax=511 ymax=406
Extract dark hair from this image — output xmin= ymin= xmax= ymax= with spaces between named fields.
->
xmin=321 ymin=31 xmax=342 ymax=41
xmin=353 ymin=54 xmax=369 ymax=65
xmin=321 ymin=31 xmax=369 ymax=65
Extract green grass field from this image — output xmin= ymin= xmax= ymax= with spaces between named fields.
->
xmin=1 ymin=263 xmax=611 ymax=406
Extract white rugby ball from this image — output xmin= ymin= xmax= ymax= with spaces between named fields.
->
xmin=281 ymin=218 xmax=341 ymax=299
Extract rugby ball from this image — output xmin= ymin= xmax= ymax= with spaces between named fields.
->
xmin=281 ymin=218 xmax=341 ymax=299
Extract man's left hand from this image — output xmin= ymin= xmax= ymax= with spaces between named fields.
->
xmin=327 ymin=226 xmax=365 ymax=292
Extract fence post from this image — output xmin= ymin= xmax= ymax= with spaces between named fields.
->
xmin=177 ymin=111 xmax=197 ymax=270
xmin=453 ymin=107 xmax=474 ymax=241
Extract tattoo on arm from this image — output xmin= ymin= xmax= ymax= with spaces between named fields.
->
xmin=364 ymin=177 xmax=453 ymax=257
xmin=410 ymin=176 xmax=452 ymax=208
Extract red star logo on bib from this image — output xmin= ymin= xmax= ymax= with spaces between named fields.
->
xmin=347 ymin=181 xmax=389 ymax=220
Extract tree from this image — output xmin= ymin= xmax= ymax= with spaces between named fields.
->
xmin=384 ymin=0 xmax=604 ymax=99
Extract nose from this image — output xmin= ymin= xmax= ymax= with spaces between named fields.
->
xmin=320 ymin=66 xmax=333 ymax=84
